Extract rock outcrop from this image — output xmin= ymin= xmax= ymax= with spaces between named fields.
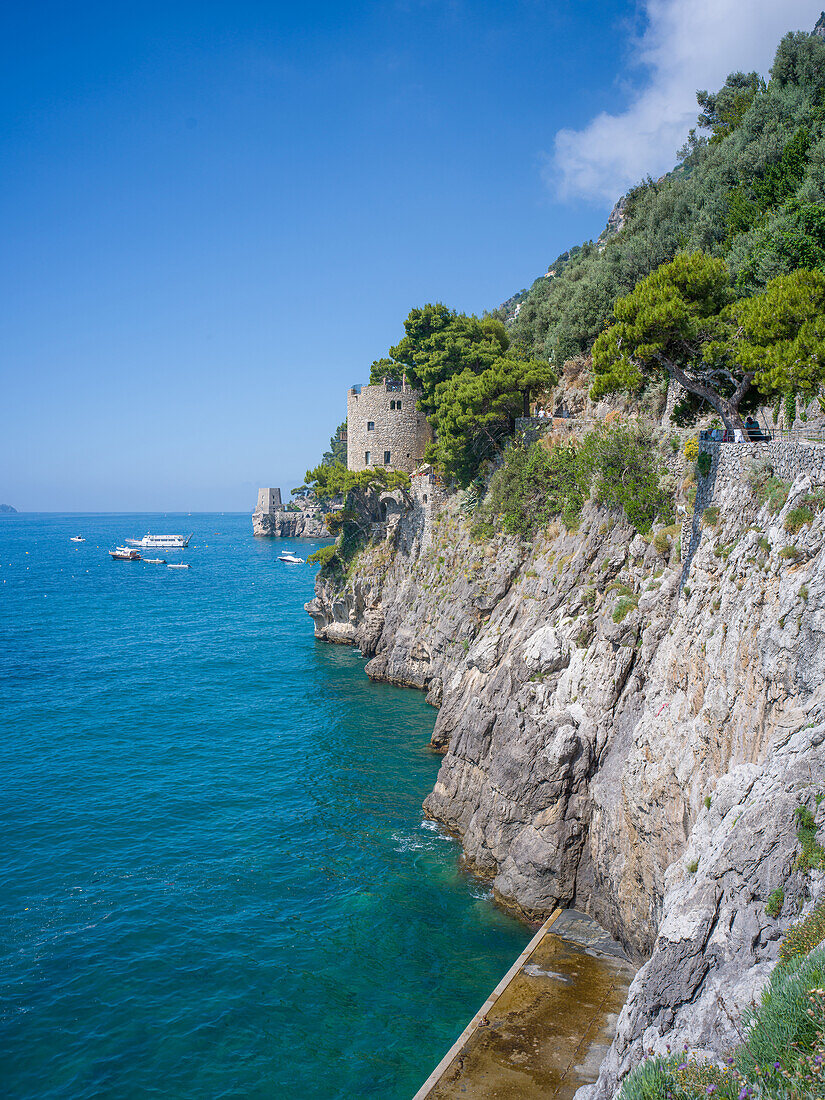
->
xmin=252 ymin=509 xmax=327 ymax=538
xmin=306 ymin=469 xmax=825 ymax=1095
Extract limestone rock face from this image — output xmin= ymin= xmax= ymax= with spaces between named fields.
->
xmin=307 ymin=475 xmax=825 ymax=1094
xmin=252 ymin=510 xmax=327 ymax=538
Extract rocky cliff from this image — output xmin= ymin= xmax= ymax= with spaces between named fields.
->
xmin=252 ymin=509 xmax=327 ymax=538
xmin=307 ymin=464 xmax=825 ymax=1095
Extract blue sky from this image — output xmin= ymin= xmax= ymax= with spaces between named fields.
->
xmin=1 ymin=0 xmax=819 ymax=511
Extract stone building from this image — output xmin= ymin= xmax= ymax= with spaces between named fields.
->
xmin=255 ymin=487 xmax=285 ymax=514
xmin=346 ymin=378 xmax=432 ymax=474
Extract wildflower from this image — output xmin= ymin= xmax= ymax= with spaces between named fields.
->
xmin=678 ymin=1063 xmax=687 ymax=1071
xmin=774 ymin=1061 xmax=781 ymax=1069
xmin=738 ymin=1087 xmax=749 ymax=1100
xmin=706 ymin=1087 xmax=716 ymax=1095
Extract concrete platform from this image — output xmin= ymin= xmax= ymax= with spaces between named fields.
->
xmin=413 ymin=910 xmax=634 ymax=1100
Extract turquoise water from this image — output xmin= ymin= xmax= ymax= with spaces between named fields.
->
xmin=0 ymin=513 xmax=529 ymax=1099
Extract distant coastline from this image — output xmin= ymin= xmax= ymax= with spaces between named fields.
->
xmin=0 ymin=504 xmax=18 ymax=514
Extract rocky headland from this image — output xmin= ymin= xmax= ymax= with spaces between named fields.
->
xmin=306 ymin=449 xmax=825 ymax=1097
xmin=252 ymin=509 xmax=327 ymax=538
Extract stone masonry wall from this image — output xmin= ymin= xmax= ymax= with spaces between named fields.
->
xmin=347 ymin=380 xmax=432 ymax=474
xmin=681 ymin=440 xmax=825 ymax=586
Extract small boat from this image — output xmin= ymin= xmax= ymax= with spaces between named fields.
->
xmin=167 ymin=562 xmax=191 ymax=569
xmin=143 ymin=558 xmax=166 ymax=564
xmin=110 ymin=546 xmax=141 ymax=560
xmin=278 ymin=552 xmax=305 ymax=564
xmin=70 ymin=536 xmax=85 ymax=543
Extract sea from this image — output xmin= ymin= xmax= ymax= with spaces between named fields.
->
xmin=0 ymin=513 xmax=529 ymax=1099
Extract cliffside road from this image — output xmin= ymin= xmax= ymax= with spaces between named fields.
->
xmin=415 ymin=910 xmax=634 ymax=1100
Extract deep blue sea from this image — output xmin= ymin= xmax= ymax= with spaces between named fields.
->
xmin=0 ymin=513 xmax=529 ymax=1099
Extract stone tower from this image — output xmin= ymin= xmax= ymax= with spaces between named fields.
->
xmin=255 ymin=488 xmax=285 ymax=514
xmin=346 ymin=379 xmax=432 ymax=474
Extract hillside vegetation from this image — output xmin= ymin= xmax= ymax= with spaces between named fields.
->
xmin=507 ymin=28 xmax=825 ymax=368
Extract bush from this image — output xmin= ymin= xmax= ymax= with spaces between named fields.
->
xmin=652 ymin=529 xmax=671 ymax=555
xmin=683 ymin=438 xmax=699 ymax=461
xmin=779 ymin=545 xmax=800 ymax=560
xmin=306 ymin=544 xmax=341 ymax=572
xmin=696 ymin=451 xmax=712 ymax=477
xmin=620 ymin=947 xmax=825 ymax=1100
xmin=795 ymin=805 xmax=825 ymax=871
xmin=757 ymin=536 xmax=771 ymax=552
xmin=702 ymin=505 xmax=720 ymax=526
xmin=478 ymin=424 xmax=674 ymax=539
xmin=613 ymin=596 xmax=639 ymax=623
xmin=785 ymin=505 xmax=814 ymax=534
xmin=766 ymin=887 xmax=785 ymax=918
xmin=779 ymin=902 xmax=825 ymax=964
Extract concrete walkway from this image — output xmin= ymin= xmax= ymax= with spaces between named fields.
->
xmin=413 ymin=910 xmax=634 ymax=1100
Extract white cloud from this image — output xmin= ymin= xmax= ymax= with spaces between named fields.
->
xmin=549 ymin=0 xmax=819 ymax=205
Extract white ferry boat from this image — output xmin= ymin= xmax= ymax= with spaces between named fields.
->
xmin=125 ymin=532 xmax=193 ymax=549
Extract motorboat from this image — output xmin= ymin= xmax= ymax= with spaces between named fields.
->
xmin=110 ymin=546 xmax=141 ymax=560
xmin=143 ymin=558 xmax=166 ymax=564
xmin=278 ymin=552 xmax=305 ymax=564
xmin=70 ymin=536 xmax=86 ymax=543
xmin=125 ymin=532 xmax=193 ymax=549
xmin=166 ymin=562 xmax=191 ymax=569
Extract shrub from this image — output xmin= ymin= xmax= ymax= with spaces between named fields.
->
xmin=785 ymin=505 xmax=815 ymax=534
xmin=780 ymin=903 xmax=825 ymax=964
xmin=613 ymin=596 xmax=639 ymax=623
xmin=795 ymin=805 xmax=825 ymax=871
xmin=696 ymin=451 xmax=712 ymax=477
xmin=683 ymin=438 xmax=699 ymax=461
xmin=620 ymin=947 xmax=825 ymax=1100
xmin=307 ymin=544 xmax=341 ymax=573
xmin=652 ymin=529 xmax=671 ymax=555
xmin=779 ymin=545 xmax=800 ymax=560
xmin=478 ymin=424 xmax=674 ymax=539
xmin=766 ymin=887 xmax=784 ymax=918
xmin=704 ymin=795 xmax=712 ymax=810
xmin=686 ymin=859 xmax=699 ymax=873
xmin=757 ymin=536 xmax=771 ymax=552
xmin=702 ymin=505 xmax=720 ymax=526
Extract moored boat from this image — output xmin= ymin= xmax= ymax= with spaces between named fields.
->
xmin=166 ymin=562 xmax=191 ymax=569
xmin=278 ymin=552 xmax=305 ymax=564
xmin=110 ymin=546 xmax=141 ymax=560
xmin=70 ymin=536 xmax=85 ymax=543
xmin=143 ymin=558 xmax=166 ymax=564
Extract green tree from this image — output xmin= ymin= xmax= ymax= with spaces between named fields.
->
xmin=321 ymin=421 xmax=347 ymax=466
xmin=731 ymin=268 xmax=825 ymax=398
xmin=592 ymin=253 xmax=825 ymax=429
xmin=372 ymin=303 xmax=556 ymax=485
xmin=696 ymin=71 xmax=765 ymax=143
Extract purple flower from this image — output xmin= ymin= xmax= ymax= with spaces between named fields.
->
xmin=678 ymin=1063 xmax=687 ymax=1071
xmin=738 ymin=1088 xmax=749 ymax=1100
xmin=774 ymin=1061 xmax=781 ymax=1070
xmin=706 ymin=1087 xmax=716 ymax=1095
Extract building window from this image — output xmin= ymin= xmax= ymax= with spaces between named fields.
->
xmin=367 ymin=421 xmax=374 ymax=431
xmin=389 ymin=400 xmax=395 ymax=410
xmin=397 ymin=400 xmax=402 ymax=409
xmin=365 ymin=451 xmax=371 ymax=465
xmin=384 ymin=450 xmax=391 ymax=464
xmin=423 ymin=494 xmax=428 ymax=503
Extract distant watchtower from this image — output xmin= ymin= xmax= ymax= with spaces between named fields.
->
xmin=346 ymin=378 xmax=431 ymax=474
xmin=255 ymin=488 xmax=286 ymax=514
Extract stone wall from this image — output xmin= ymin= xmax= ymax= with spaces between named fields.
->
xmin=346 ymin=380 xmax=432 ymax=474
